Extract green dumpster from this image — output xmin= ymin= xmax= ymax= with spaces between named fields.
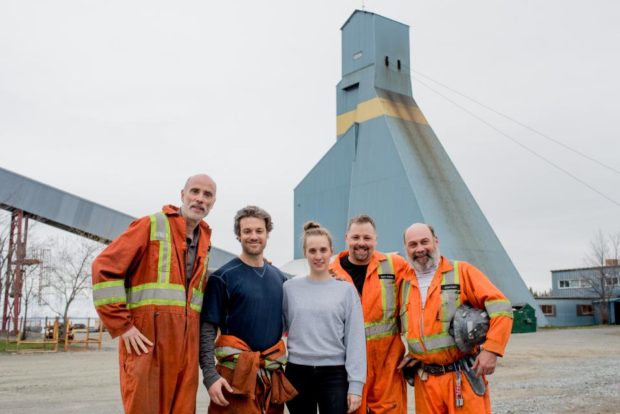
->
xmin=511 ymin=303 xmax=537 ymax=333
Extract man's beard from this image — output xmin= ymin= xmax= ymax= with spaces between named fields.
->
xmin=408 ymin=246 xmax=441 ymax=273
xmin=241 ymin=241 xmax=266 ymax=258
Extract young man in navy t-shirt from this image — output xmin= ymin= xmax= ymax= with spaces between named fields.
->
xmin=199 ymin=205 xmax=291 ymax=413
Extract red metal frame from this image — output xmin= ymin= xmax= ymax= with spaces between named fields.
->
xmin=1 ymin=210 xmax=29 ymax=334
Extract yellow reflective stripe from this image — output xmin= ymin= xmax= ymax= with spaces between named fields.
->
xmin=150 ymin=212 xmax=172 ymax=284
xmin=128 ymin=282 xmax=184 ymax=292
xmin=127 ymin=299 xmax=186 ymax=309
xmin=485 ymin=299 xmax=514 ymax=318
xmin=454 ymin=261 xmax=460 ymax=284
xmin=215 ymin=346 xmax=287 ymax=370
xmin=215 ymin=346 xmax=242 ymax=359
xmin=198 ymin=254 xmax=209 ymax=288
xmin=219 ymin=361 xmax=236 ymax=370
xmin=93 ymin=280 xmax=125 ymax=290
xmin=93 ymin=280 xmax=126 ymax=307
xmin=400 ymin=281 xmax=412 ymax=336
xmin=190 ymin=288 xmax=203 ymax=313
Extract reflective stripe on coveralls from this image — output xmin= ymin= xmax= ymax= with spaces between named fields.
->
xmin=484 ymin=299 xmax=513 ymax=317
xmin=93 ymin=212 xmax=208 ymax=312
xmin=215 ymin=345 xmax=288 ymax=371
xmin=364 ymin=254 xmax=399 ymax=340
xmin=406 ymin=261 xmax=461 ymax=355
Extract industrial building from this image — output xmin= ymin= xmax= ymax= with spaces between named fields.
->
xmin=536 ymin=262 xmax=620 ymax=326
xmin=286 ymin=10 xmax=546 ymax=325
xmin=0 ymin=166 xmax=236 ymax=333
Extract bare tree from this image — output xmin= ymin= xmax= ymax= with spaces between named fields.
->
xmin=582 ymin=230 xmax=620 ymax=324
xmin=19 ymin=258 xmax=42 ymax=340
xmin=40 ymin=238 xmax=103 ymax=335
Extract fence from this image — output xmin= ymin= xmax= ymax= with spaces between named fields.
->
xmin=2 ymin=316 xmax=104 ymax=353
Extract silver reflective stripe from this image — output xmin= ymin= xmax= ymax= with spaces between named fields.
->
xmin=126 ymin=284 xmax=186 ymax=308
xmin=415 ymin=260 xmax=461 ymax=353
xmin=400 ymin=281 xmax=412 ymax=335
xmin=377 ymin=255 xmax=397 ymax=322
xmin=215 ymin=346 xmax=286 ymax=371
xmin=440 ymin=260 xmax=461 ymax=332
xmin=365 ymin=320 xmax=398 ymax=339
xmin=93 ymin=284 xmax=127 ymax=306
xmin=215 ymin=346 xmax=242 ymax=359
xmin=407 ymin=339 xmax=425 ymax=354
xmin=423 ymin=333 xmax=457 ymax=351
xmin=92 ymin=280 xmax=126 ymax=307
xmin=485 ymin=299 xmax=513 ymax=318
xmin=150 ymin=212 xmax=171 ymax=284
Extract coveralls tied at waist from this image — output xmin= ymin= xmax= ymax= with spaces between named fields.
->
xmin=214 ymin=335 xmax=298 ymax=405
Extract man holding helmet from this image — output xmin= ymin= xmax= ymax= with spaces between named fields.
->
xmin=398 ymin=223 xmax=513 ymax=414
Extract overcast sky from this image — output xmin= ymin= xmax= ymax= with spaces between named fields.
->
xmin=1 ymin=0 xmax=619 ymax=301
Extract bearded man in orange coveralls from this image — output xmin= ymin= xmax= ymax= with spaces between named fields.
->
xmin=329 ymin=214 xmax=409 ymax=414
xmin=399 ymin=223 xmax=513 ymax=414
xmin=92 ymin=174 xmax=216 ymax=414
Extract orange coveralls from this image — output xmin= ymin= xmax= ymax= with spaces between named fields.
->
xmin=400 ymin=257 xmax=513 ymax=414
xmin=330 ymin=251 xmax=408 ymax=414
xmin=92 ymin=205 xmax=211 ymax=414
xmin=209 ymin=335 xmax=297 ymax=414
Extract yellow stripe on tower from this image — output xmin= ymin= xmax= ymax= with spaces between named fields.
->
xmin=336 ymin=97 xmax=428 ymax=136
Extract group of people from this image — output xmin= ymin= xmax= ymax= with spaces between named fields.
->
xmin=92 ymin=174 xmax=514 ymax=414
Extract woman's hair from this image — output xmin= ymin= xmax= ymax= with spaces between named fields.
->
xmin=302 ymin=221 xmax=333 ymax=252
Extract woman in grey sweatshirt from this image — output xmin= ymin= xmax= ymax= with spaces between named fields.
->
xmin=283 ymin=221 xmax=366 ymax=414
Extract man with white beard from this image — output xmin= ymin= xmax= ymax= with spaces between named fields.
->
xmin=399 ymin=223 xmax=513 ymax=414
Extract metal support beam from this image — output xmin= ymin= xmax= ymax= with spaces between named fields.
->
xmin=1 ymin=210 xmax=37 ymax=334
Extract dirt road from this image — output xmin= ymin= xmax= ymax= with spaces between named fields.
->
xmin=1 ymin=326 xmax=619 ymax=413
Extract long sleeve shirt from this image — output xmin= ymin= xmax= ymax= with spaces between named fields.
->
xmin=283 ymin=276 xmax=366 ymax=395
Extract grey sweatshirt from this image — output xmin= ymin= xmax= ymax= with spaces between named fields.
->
xmin=283 ymin=276 xmax=366 ymax=396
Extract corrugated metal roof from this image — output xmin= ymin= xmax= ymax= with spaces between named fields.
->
xmin=0 ymin=166 xmax=235 ymax=270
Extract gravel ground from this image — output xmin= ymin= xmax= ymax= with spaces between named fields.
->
xmin=1 ymin=326 xmax=619 ymax=413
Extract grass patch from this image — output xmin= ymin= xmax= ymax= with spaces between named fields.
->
xmin=0 ymin=340 xmax=58 ymax=352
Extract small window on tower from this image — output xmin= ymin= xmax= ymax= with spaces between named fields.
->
xmin=384 ymin=56 xmax=389 ymax=66
xmin=397 ymin=59 xmax=401 ymax=70
xmin=353 ymin=51 xmax=363 ymax=60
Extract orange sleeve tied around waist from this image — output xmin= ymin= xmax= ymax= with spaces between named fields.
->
xmin=214 ymin=335 xmax=298 ymax=405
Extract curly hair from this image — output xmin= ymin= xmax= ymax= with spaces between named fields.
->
xmin=233 ymin=205 xmax=273 ymax=236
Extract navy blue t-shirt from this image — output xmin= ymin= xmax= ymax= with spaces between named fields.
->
xmin=201 ymin=258 xmax=287 ymax=351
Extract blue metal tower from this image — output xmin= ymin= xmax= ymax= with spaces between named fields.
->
xmin=294 ymin=10 xmax=546 ymax=325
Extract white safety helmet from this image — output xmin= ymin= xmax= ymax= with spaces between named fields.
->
xmin=450 ymin=304 xmax=490 ymax=353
